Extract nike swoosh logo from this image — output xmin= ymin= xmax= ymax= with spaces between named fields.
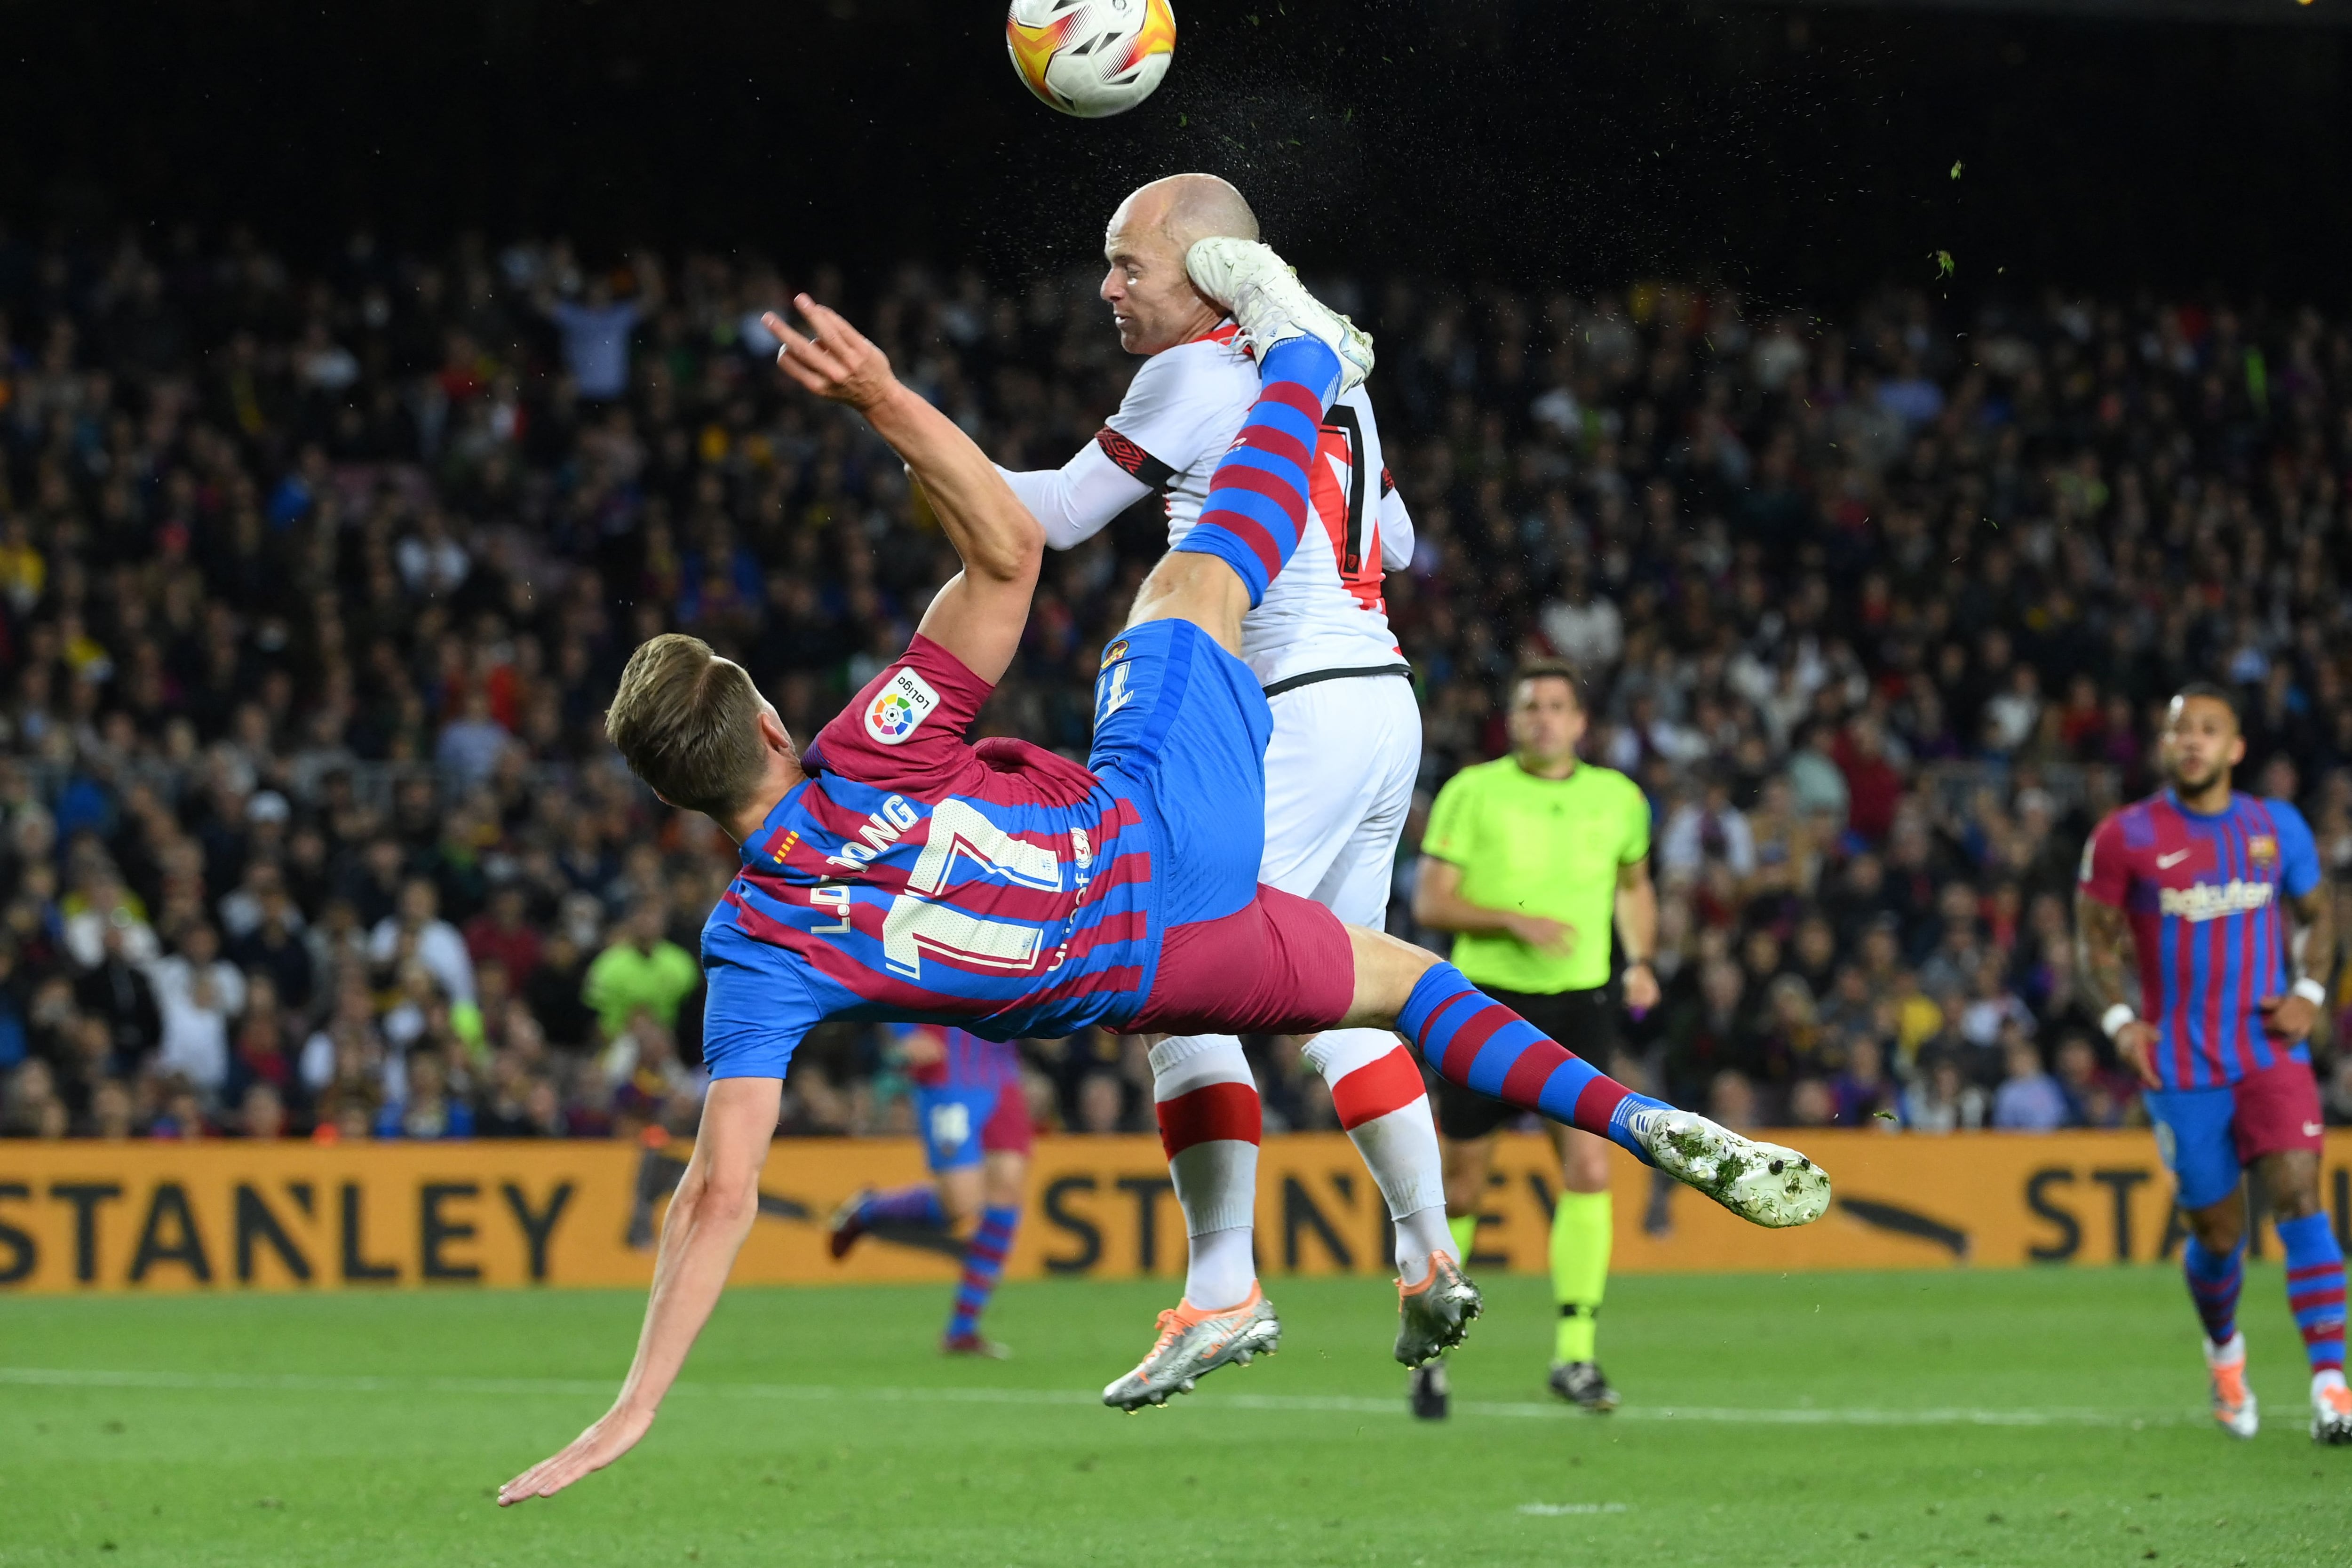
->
xmin=2304 ymin=1122 xmax=2325 ymax=1138
xmin=2157 ymin=850 xmax=2192 ymax=868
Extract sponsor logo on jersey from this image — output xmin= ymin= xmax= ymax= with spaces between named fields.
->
xmin=2249 ymin=834 xmax=2278 ymax=868
xmin=2156 ymin=878 xmax=2275 ymax=922
xmin=866 ymin=668 xmax=940 ymax=745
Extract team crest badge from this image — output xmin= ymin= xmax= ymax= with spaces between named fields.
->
xmin=2250 ymin=835 xmax=2278 ymax=868
xmin=864 ymin=667 xmax=940 ymax=746
xmin=1101 ymin=639 xmax=1129 ymax=669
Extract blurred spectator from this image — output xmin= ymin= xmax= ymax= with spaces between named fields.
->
xmin=147 ymin=923 xmax=245 ymax=1096
xmin=368 ymin=879 xmax=476 ymax=1007
xmin=1990 ymin=1034 xmax=2070 ymax=1131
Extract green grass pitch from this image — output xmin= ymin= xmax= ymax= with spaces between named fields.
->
xmin=1 ymin=1266 xmax=2343 ymax=1567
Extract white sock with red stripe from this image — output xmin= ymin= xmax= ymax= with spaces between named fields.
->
xmin=1150 ymin=1033 xmax=1262 ymax=1311
xmin=1307 ymin=1028 xmax=1451 ymax=1279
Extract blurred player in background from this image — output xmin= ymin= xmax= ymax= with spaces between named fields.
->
xmin=1409 ymin=660 xmax=1658 ymax=1419
xmin=2076 ymin=683 xmax=2348 ymax=1444
xmin=828 ymin=1023 xmax=1031 ymax=1357
xmin=995 ymin=175 xmax=1461 ymax=1373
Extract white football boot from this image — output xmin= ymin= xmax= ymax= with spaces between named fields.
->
xmin=2313 ymin=1372 xmax=2352 ymax=1444
xmin=1183 ymin=236 xmax=1374 ymax=395
xmin=1394 ymin=1253 xmax=1482 ymax=1367
xmin=1618 ymin=1106 xmax=1832 ymax=1228
xmin=2206 ymin=1334 xmax=2258 ymax=1439
xmin=1101 ymin=1283 xmax=1281 ymax=1412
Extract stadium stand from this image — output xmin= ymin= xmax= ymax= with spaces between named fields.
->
xmin=1 ymin=228 xmax=2348 ymax=1141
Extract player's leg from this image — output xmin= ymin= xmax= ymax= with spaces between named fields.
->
xmin=2235 ymin=1059 xmax=2349 ymax=1442
xmin=1547 ymin=1120 xmax=1618 ymax=1411
xmin=828 ymin=1085 xmax=972 ymax=1260
xmin=1340 ymin=926 xmax=1832 ymax=1229
xmin=1124 ymin=240 xmax=1371 ymax=652
xmin=1149 ymin=1032 xmax=1264 ymax=1312
xmin=1407 ymin=1113 xmax=1507 ymax=1421
xmin=943 ymin=1134 xmax=1029 ymax=1359
xmin=2147 ymin=1082 xmax=2258 ymax=1438
xmin=1262 ymin=676 xmax=1462 ymax=1343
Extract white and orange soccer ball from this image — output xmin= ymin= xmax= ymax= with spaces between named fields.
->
xmin=1006 ymin=0 xmax=1176 ymax=119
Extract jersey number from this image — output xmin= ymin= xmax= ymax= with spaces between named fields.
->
xmin=1313 ymin=406 xmax=1382 ymax=611
xmin=881 ymin=799 xmax=1063 ymax=979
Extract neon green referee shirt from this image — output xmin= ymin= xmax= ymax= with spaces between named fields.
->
xmin=1420 ymin=756 xmax=1652 ymax=995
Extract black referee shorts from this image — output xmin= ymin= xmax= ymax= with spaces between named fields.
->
xmin=1429 ymin=983 xmax=1618 ymax=1142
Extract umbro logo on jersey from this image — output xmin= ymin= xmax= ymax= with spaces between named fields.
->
xmin=2156 ymin=849 xmax=2192 ymax=868
xmin=866 ymin=668 xmax=940 ymax=746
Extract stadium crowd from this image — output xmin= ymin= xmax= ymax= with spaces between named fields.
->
xmin=2 ymin=222 xmax=2351 ymax=1144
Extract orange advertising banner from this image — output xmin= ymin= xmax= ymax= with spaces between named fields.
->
xmin=3 ymin=1131 xmax=2349 ymax=1295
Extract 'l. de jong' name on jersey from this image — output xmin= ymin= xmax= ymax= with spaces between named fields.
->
xmin=697 ymin=636 xmax=1159 ymax=1078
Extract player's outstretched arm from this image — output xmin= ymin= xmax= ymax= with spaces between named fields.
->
xmin=764 ymin=298 xmax=1041 ymax=685
xmin=496 ymin=1077 xmax=782 ymax=1507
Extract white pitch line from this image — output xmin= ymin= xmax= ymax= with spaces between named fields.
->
xmin=0 ymin=1367 xmax=2192 ymax=1428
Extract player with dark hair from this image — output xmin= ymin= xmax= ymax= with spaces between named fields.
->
xmin=828 ymin=1023 xmax=1032 ymax=1357
xmin=497 ymin=246 xmax=1828 ymax=1505
xmin=2076 ymin=681 xmax=2348 ymax=1443
xmin=1408 ymin=657 xmax=1658 ymax=1419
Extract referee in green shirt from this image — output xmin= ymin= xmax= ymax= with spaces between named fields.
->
xmin=1407 ymin=658 xmax=1658 ymax=1419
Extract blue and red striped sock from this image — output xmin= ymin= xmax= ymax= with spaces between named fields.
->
xmin=1397 ymin=963 xmax=1668 ymax=1161
xmin=948 ymin=1203 xmax=1021 ymax=1343
xmin=1170 ymin=336 xmax=1340 ymax=608
xmin=2278 ymin=1212 xmax=2348 ymax=1375
xmin=858 ymin=1185 xmax=947 ymax=1230
xmin=2182 ymin=1235 xmax=2244 ymax=1346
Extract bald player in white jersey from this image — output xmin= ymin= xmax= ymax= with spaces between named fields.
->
xmin=998 ymin=175 xmax=1470 ymax=1389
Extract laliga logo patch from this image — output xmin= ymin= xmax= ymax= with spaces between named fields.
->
xmin=865 ymin=667 xmax=940 ymax=746
xmin=2249 ymin=835 xmax=2278 ymax=868
xmin=1101 ymin=639 xmax=1129 ymax=669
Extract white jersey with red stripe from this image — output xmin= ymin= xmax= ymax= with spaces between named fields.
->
xmin=998 ymin=323 xmax=1414 ymax=691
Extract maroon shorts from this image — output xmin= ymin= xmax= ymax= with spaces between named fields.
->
xmin=2228 ymin=1056 xmax=2326 ymax=1165
xmin=1128 ymin=884 xmax=1355 ymax=1036
xmin=979 ymin=1075 xmax=1034 ymax=1158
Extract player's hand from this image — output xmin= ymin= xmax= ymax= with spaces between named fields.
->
xmin=497 ymin=1401 xmax=657 ymax=1506
xmin=2259 ymin=990 xmax=2320 ymax=1043
xmin=1505 ymin=914 xmax=1576 ymax=957
xmin=764 ymin=295 xmax=898 ymax=413
xmin=2113 ymin=1019 xmax=2163 ymax=1090
xmin=1622 ymin=962 xmax=1661 ymax=1013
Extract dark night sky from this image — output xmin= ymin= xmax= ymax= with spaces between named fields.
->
xmin=1 ymin=0 xmax=2346 ymax=308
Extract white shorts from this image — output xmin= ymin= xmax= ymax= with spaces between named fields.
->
xmin=1258 ymin=671 xmax=1422 ymax=929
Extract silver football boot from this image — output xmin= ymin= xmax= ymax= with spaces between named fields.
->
xmin=1101 ymin=1286 xmax=1281 ymax=1412
xmin=1622 ymin=1106 xmax=1833 ymax=1228
xmin=1183 ymin=236 xmax=1375 ymax=395
xmin=1394 ymin=1254 xmax=1483 ymax=1367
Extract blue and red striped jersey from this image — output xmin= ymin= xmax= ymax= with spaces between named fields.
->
xmin=894 ymin=1024 xmax=1025 ymax=1091
xmin=2079 ymin=789 xmax=2321 ymax=1089
xmin=697 ymin=635 xmax=1159 ymax=1081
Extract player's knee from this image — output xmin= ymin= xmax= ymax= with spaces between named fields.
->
xmin=2271 ymin=1184 xmax=2324 ymax=1222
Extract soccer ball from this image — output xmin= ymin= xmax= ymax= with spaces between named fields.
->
xmin=1006 ymin=0 xmax=1176 ymax=119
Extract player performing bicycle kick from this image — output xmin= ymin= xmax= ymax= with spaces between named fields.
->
xmin=499 ymin=242 xmax=1830 ymax=1505
xmin=994 ymin=175 xmax=1459 ymax=1405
